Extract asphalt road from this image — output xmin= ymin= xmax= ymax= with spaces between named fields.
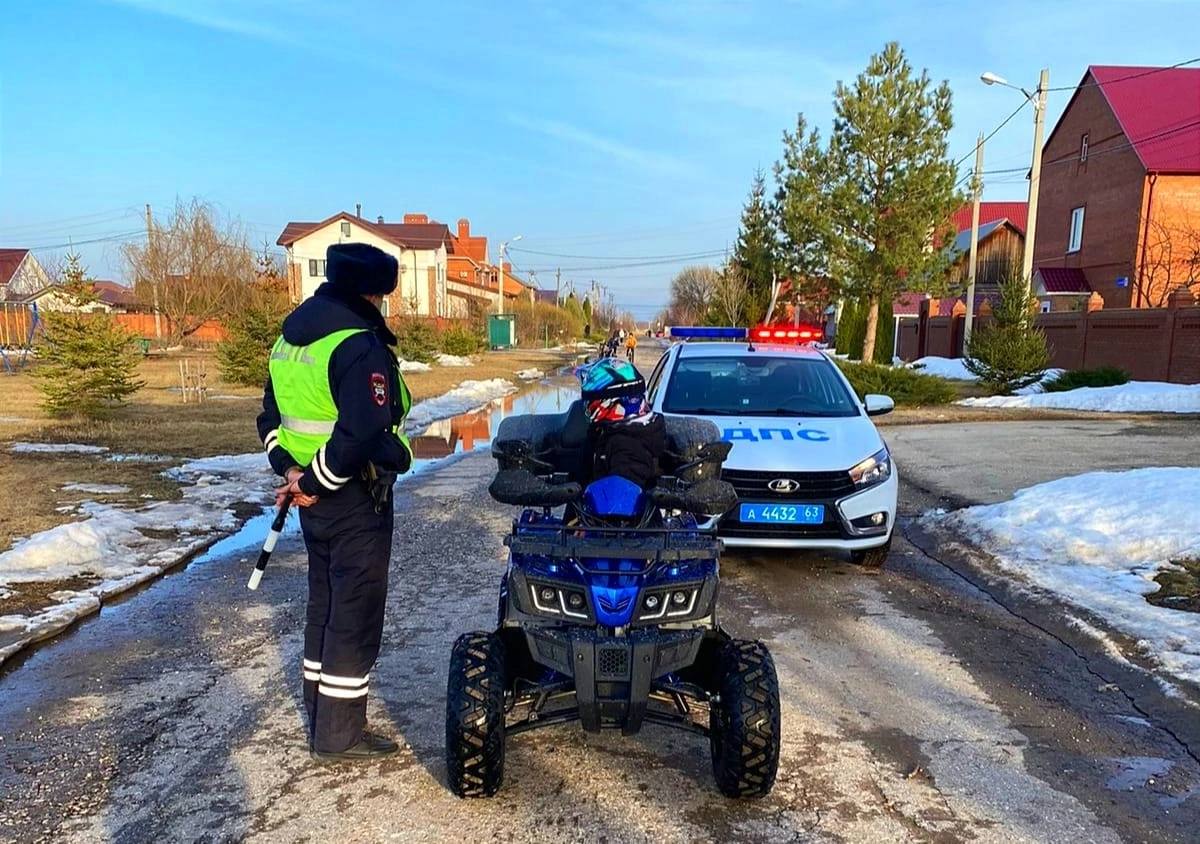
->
xmin=3 ymin=424 xmax=1199 ymax=841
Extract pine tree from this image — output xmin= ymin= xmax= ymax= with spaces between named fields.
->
xmin=964 ymin=273 xmax=1050 ymax=393
xmin=35 ymin=254 xmax=143 ymax=417
xmin=733 ymin=170 xmax=778 ymax=323
xmin=776 ymin=43 xmax=961 ymax=361
xmin=218 ymin=248 xmax=292 ymax=386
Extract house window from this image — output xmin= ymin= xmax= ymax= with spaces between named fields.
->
xmin=1040 ymin=300 xmax=1052 ymax=314
xmin=309 ymin=259 xmax=326 ymax=277
xmin=1067 ymin=207 xmax=1085 ymax=253
xmin=1080 ymin=133 xmax=1089 ymax=163
xmin=340 ymin=221 xmax=351 ymax=237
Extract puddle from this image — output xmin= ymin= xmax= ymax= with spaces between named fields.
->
xmin=406 ymin=375 xmax=578 ymax=475
xmin=194 ymin=375 xmax=582 ymax=564
xmin=1104 ymin=756 xmax=1173 ymax=791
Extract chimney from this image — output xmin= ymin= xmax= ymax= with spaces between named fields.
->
xmin=356 ymin=203 xmax=362 ymax=218
xmin=403 ymin=213 xmax=429 ymax=224
xmin=457 ymin=218 xmax=471 ymax=239
xmin=377 ymin=215 xmax=384 ymax=224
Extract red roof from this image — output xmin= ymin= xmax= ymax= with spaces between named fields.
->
xmin=1036 ymin=266 xmax=1092 ymax=294
xmin=92 ymin=280 xmax=138 ymax=307
xmin=277 ymin=211 xmax=451 ymax=250
xmin=0 ymin=248 xmax=29 ymax=287
xmin=1088 ymin=65 xmax=1200 ymax=173
xmin=950 ymin=202 xmax=1028 ymax=235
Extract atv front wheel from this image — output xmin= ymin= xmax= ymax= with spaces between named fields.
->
xmin=445 ymin=631 xmax=506 ymax=797
xmin=850 ymin=537 xmax=892 ymax=568
xmin=710 ymin=639 xmax=781 ymax=798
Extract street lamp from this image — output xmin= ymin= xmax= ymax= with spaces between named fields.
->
xmin=497 ymin=235 xmax=522 ymax=315
xmin=981 ymin=67 xmax=1050 ymax=290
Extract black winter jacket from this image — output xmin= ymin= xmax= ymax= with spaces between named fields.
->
xmin=256 ymin=283 xmax=410 ymax=497
xmin=589 ymin=413 xmax=666 ymax=489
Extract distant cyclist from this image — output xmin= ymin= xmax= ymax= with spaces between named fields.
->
xmin=624 ymin=331 xmax=637 ymax=362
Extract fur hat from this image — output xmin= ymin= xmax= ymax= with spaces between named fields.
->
xmin=325 ymin=243 xmax=398 ymax=296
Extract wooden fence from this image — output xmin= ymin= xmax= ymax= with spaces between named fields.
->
xmin=899 ymin=301 xmax=1200 ymax=384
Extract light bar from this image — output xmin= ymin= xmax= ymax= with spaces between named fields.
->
xmin=669 ymin=326 xmax=748 ymax=339
xmin=750 ymin=325 xmax=820 ymax=343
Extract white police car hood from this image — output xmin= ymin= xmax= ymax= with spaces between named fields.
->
xmin=700 ymin=414 xmax=885 ymax=473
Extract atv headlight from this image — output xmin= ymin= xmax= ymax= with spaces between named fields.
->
xmin=849 ymin=447 xmax=891 ymax=489
xmin=637 ymin=586 xmax=700 ymax=621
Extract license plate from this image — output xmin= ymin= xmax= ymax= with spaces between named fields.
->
xmin=739 ymin=503 xmax=825 ymax=524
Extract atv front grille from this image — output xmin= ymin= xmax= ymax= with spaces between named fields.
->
xmin=596 ymin=646 xmax=630 ymax=680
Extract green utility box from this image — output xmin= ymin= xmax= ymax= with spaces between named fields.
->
xmin=488 ymin=313 xmax=516 ymax=350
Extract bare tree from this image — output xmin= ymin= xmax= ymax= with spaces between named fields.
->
xmin=668 ymin=265 xmax=719 ymax=324
xmin=1137 ymin=217 xmax=1200 ymax=307
xmin=711 ymin=265 xmax=750 ymax=326
xmin=122 ymin=198 xmax=257 ymax=341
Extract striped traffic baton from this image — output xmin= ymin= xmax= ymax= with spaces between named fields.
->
xmin=247 ymin=496 xmax=292 ymax=590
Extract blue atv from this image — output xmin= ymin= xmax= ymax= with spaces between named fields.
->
xmin=445 ymin=402 xmax=781 ymax=798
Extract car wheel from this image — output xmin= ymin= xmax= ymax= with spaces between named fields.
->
xmin=710 ymin=639 xmax=781 ymax=798
xmin=850 ymin=537 xmax=892 ymax=568
xmin=445 ymin=631 xmax=506 ymax=797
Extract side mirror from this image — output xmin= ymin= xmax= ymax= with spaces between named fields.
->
xmin=864 ymin=394 xmax=894 ymax=417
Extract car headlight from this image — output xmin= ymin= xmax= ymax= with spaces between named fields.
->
xmin=849 ymin=447 xmax=891 ymax=489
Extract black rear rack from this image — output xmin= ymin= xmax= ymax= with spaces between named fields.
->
xmin=505 ymin=523 xmax=721 ymax=562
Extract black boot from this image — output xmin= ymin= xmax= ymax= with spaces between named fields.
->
xmin=310 ymin=731 xmax=399 ymax=763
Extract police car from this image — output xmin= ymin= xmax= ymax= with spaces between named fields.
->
xmin=647 ymin=326 xmax=897 ymax=566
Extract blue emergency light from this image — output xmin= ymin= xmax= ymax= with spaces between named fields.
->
xmin=668 ymin=326 xmax=748 ymax=339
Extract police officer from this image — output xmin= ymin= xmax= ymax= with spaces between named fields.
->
xmin=256 ymin=242 xmax=412 ymax=762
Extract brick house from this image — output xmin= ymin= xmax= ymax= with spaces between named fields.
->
xmin=277 ymin=211 xmax=529 ymax=318
xmin=1032 ymin=65 xmax=1200 ymax=310
xmin=445 ymin=218 xmax=531 ymax=316
xmin=277 ymin=211 xmax=451 ymax=317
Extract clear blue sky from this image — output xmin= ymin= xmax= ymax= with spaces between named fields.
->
xmin=2 ymin=0 xmax=1197 ymax=319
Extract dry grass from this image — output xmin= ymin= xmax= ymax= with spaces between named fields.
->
xmin=0 ymin=346 xmax=574 ymax=553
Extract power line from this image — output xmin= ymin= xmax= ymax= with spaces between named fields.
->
xmin=510 ymin=246 xmax=731 ymax=261
xmin=26 ymin=230 xmax=147 ymax=252
xmin=956 ymin=99 xmax=1029 ymax=167
xmin=974 ymin=117 xmax=1200 ymax=181
xmin=521 ymin=250 xmax=729 ymax=273
xmin=1046 ymin=57 xmax=1200 ymax=92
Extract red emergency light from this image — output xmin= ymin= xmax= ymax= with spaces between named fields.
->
xmin=750 ymin=325 xmax=820 ymax=343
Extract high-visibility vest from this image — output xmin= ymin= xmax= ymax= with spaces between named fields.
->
xmin=268 ymin=328 xmax=411 ymax=469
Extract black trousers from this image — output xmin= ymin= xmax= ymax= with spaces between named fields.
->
xmin=298 ymin=482 xmax=393 ymax=753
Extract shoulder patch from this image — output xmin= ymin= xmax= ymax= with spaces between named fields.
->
xmin=370 ymin=372 xmax=388 ymax=406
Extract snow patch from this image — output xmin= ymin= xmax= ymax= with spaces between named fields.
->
xmin=436 ymin=353 xmax=473 ymax=367
xmin=935 ymin=467 xmax=1200 ymax=683
xmin=0 ymin=450 xmax=276 ymax=664
xmin=515 ymin=368 xmax=545 ymax=381
xmin=397 ymin=359 xmax=432 ymax=373
xmin=958 ymin=381 xmax=1200 ymax=414
xmin=10 ymin=442 xmax=109 ymax=455
xmin=908 ymin=356 xmax=977 ymax=381
xmin=62 ymin=483 xmax=131 ymax=495
xmin=404 ymin=378 xmax=517 ymax=434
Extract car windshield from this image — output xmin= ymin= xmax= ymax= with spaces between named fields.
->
xmin=662 ymin=355 xmax=859 ymax=418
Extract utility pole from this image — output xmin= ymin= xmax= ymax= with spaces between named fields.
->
xmin=555 ymin=268 xmax=561 ymax=306
xmin=1023 ymin=67 xmax=1050 ymax=291
xmin=496 ymin=235 xmax=522 ymax=316
xmin=964 ymin=132 xmax=984 ymax=344
xmin=144 ymin=203 xmax=162 ymax=340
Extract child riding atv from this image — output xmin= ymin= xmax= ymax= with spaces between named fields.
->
xmin=445 ymin=356 xmax=782 ymax=799
xmin=576 ymin=357 xmax=663 ymax=489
